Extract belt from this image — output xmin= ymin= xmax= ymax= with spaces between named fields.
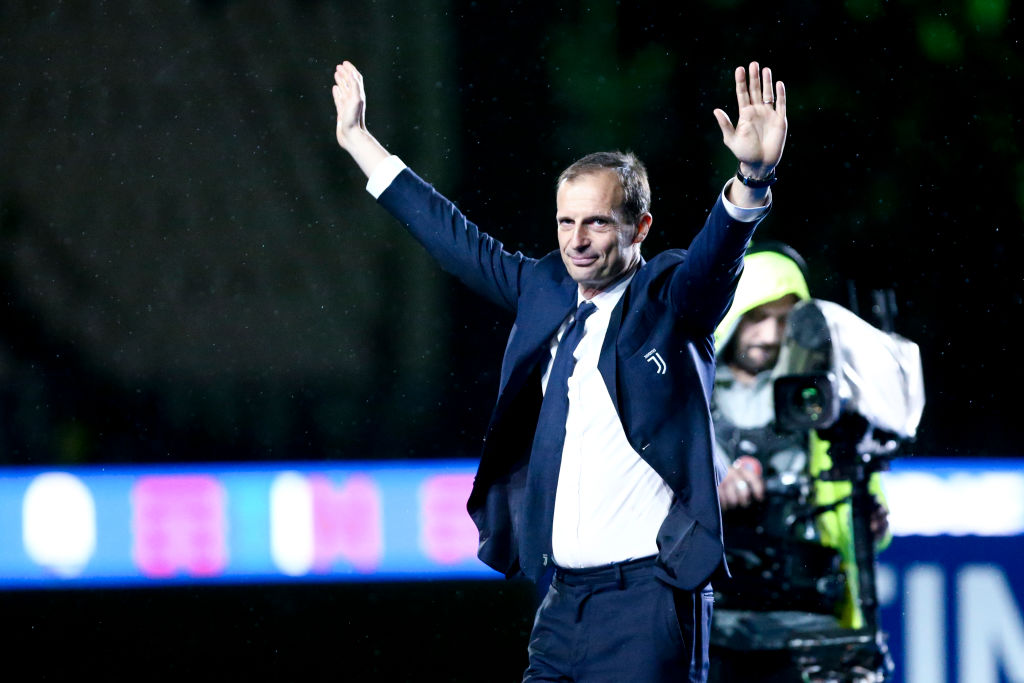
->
xmin=553 ymin=555 xmax=658 ymax=589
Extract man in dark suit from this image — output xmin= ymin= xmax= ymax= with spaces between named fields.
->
xmin=332 ymin=59 xmax=788 ymax=682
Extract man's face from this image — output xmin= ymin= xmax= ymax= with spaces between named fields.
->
xmin=556 ymin=170 xmax=650 ymax=295
xmin=732 ymin=294 xmax=800 ymax=377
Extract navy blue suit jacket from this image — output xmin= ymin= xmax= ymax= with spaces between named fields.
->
xmin=377 ymin=167 xmax=763 ymax=590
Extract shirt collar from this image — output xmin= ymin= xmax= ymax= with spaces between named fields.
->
xmin=577 ymin=271 xmax=635 ymax=312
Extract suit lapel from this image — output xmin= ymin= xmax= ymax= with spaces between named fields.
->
xmin=597 ymin=294 xmax=623 ymax=410
xmin=495 ymin=278 xmax=578 ymax=411
xmin=597 ymin=258 xmax=644 ymax=415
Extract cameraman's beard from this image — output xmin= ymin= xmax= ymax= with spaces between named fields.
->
xmin=735 ymin=344 xmax=780 ymax=377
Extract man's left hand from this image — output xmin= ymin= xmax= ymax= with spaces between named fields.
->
xmin=713 ymin=61 xmax=788 ymax=181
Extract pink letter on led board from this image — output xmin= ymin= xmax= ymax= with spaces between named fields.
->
xmin=310 ymin=474 xmax=383 ymax=573
xmin=131 ymin=475 xmax=228 ymax=578
xmin=420 ymin=473 xmax=477 ymax=564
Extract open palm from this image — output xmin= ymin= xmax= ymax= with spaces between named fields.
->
xmin=713 ymin=62 xmax=788 ymax=177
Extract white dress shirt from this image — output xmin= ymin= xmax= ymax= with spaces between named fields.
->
xmin=365 ymin=156 xmax=769 ymax=568
xmin=543 ymin=276 xmax=675 ymax=567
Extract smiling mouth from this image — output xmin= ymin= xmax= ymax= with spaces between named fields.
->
xmin=569 ymin=254 xmax=598 ymax=266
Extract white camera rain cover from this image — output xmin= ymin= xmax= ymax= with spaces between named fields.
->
xmin=775 ymin=299 xmax=925 ymax=439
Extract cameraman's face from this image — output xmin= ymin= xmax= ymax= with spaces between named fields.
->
xmin=733 ymin=295 xmax=799 ymax=377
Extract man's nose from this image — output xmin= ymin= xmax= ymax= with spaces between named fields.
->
xmin=764 ymin=318 xmax=785 ymax=343
xmin=568 ymin=225 xmax=589 ymax=249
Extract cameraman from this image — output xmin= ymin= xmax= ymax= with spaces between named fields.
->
xmin=708 ymin=243 xmax=891 ymax=682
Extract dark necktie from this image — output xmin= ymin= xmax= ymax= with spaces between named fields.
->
xmin=520 ymin=300 xmax=598 ymax=583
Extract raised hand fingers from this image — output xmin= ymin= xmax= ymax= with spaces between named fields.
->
xmin=733 ymin=65 xmax=752 ymax=109
xmin=775 ymin=80 xmax=787 ymax=118
xmin=733 ymin=62 xmax=783 ymax=108
xmin=335 ymin=63 xmax=350 ymax=89
xmin=761 ymin=67 xmax=774 ymax=105
xmin=333 ymin=67 xmax=351 ymax=111
xmin=747 ymin=61 xmax=762 ymax=106
xmin=333 ymin=61 xmax=369 ymax=148
xmin=334 ymin=62 xmax=367 ymax=115
xmin=335 ymin=61 xmax=364 ymax=93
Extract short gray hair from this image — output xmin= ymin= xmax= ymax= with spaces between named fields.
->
xmin=557 ymin=151 xmax=651 ymax=226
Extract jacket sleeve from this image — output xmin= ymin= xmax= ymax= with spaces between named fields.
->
xmin=376 ymin=167 xmax=532 ymax=313
xmin=666 ymin=197 xmax=763 ymax=335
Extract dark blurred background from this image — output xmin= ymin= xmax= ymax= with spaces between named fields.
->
xmin=1 ymin=0 xmax=1019 ymax=679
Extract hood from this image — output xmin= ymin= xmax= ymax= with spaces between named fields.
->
xmin=714 ymin=249 xmax=811 ymax=356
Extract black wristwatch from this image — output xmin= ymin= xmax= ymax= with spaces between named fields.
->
xmin=736 ymin=165 xmax=778 ymax=188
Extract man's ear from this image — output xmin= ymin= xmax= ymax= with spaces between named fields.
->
xmin=633 ymin=213 xmax=653 ymax=245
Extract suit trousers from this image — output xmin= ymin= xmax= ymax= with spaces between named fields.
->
xmin=523 ymin=556 xmax=713 ymax=682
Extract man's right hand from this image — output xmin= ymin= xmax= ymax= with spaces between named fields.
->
xmin=332 ymin=61 xmax=390 ymax=178
xmin=718 ymin=456 xmax=765 ymax=510
xmin=333 ymin=61 xmax=368 ymax=150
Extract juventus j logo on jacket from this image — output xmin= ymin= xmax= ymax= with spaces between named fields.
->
xmin=644 ymin=348 xmax=667 ymax=375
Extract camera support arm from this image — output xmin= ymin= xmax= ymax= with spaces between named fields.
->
xmin=816 ymin=413 xmax=895 ymax=679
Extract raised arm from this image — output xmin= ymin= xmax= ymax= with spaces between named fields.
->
xmin=329 ymin=60 xmax=528 ymax=312
xmin=666 ymin=62 xmax=789 ymax=330
xmin=332 ymin=61 xmax=391 ymax=177
xmin=713 ymin=61 xmax=788 ymax=208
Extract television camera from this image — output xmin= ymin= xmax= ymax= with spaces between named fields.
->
xmin=768 ymin=298 xmax=925 ymax=681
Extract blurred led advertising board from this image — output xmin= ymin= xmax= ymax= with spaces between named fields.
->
xmin=0 ymin=460 xmax=489 ymax=587
xmin=1 ymin=457 xmax=1022 ymax=681
xmin=0 ymin=457 xmax=1020 ymax=588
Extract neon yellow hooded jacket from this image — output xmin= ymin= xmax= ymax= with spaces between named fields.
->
xmin=713 ymin=249 xmax=889 ymax=628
